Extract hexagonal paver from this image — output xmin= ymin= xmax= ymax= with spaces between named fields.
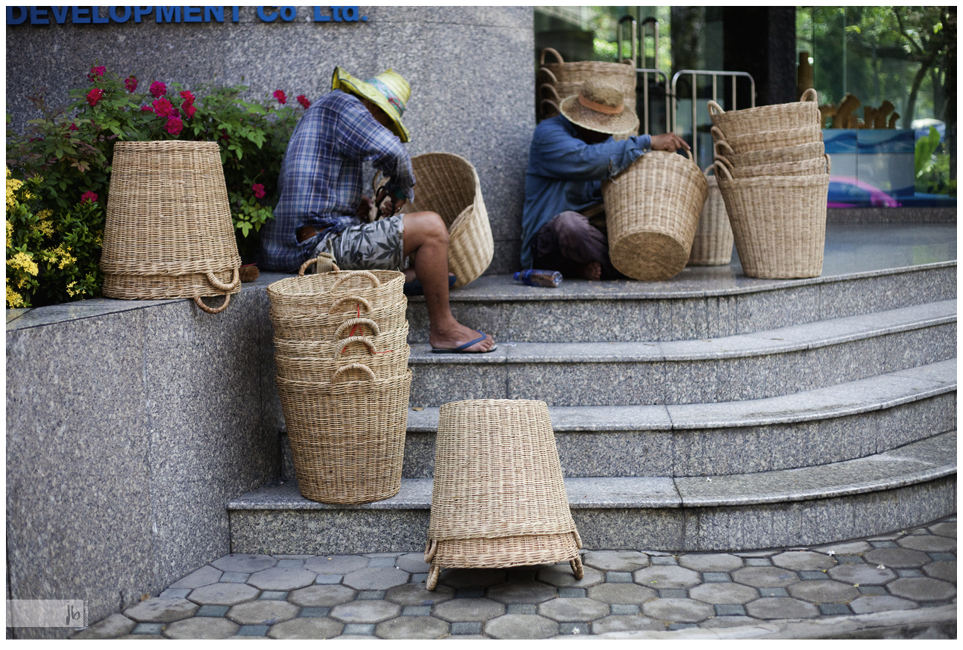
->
xmin=438 ymin=569 xmax=506 ymax=589
xmin=211 ymin=555 xmax=277 ymax=574
xmin=849 ymin=595 xmax=920 ymax=615
xmin=827 ymin=564 xmax=896 ymax=585
xmin=394 ymin=553 xmax=430 ymax=574
xmin=170 ymin=565 xmax=224 ymax=589
xmin=488 ymin=581 xmax=556 ymax=604
xmin=887 ymin=577 xmax=956 ymax=602
xmin=188 ymin=583 xmax=260 ymax=606
xmin=588 ymin=583 xmax=656 ymax=604
xmin=896 ymin=535 xmax=956 ymax=553
xmin=537 ymin=563 xmax=604 ymax=588
xmin=163 ymin=617 xmax=239 ymax=639
xmin=227 ymin=600 xmax=299 ymax=625
xmin=330 ymin=600 xmax=401 ymax=624
xmin=922 ymin=561 xmax=956 ymax=583
xmin=385 ymin=582 xmax=454 ymax=606
xmin=701 ymin=615 xmax=760 ymax=629
xmin=863 ymin=547 xmax=931 ymax=568
xmin=772 ymin=551 xmax=836 ymax=571
xmin=732 ymin=566 xmax=799 ymax=589
xmin=268 ymin=617 xmax=344 ymax=639
xmin=433 ymin=598 xmax=505 ymax=622
xmin=678 ymin=553 xmax=744 ymax=573
xmin=633 ymin=565 xmax=701 ymax=589
xmin=689 ymin=582 xmax=758 ymax=605
xmin=787 ymin=580 xmax=859 ymax=603
xmin=304 ymin=555 xmax=369 ymax=575
xmin=248 ymin=567 xmax=317 ymax=591
xmin=745 ymin=597 xmax=819 ymax=620
xmin=928 ymin=522 xmax=956 ymax=538
xmin=812 ymin=541 xmax=872 ymax=556
xmin=582 ymin=551 xmax=650 ymax=572
xmin=376 ymin=616 xmax=448 ymax=639
xmin=592 ymin=615 xmax=664 ymax=634
xmin=342 ymin=567 xmax=410 ymax=590
xmin=642 ymin=598 xmax=714 ymax=623
xmin=538 ymin=598 xmax=609 ymax=622
xmin=124 ymin=598 xmax=198 ymax=623
xmin=73 ymin=614 xmax=136 ymax=639
xmin=484 ymin=614 xmax=557 ymax=639
xmin=288 ymin=584 xmax=356 ymax=607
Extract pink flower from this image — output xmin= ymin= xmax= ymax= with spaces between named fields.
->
xmin=69 ymin=123 xmax=79 ymax=131
xmin=124 ymin=76 xmax=138 ymax=93
xmin=151 ymin=98 xmax=173 ymax=117
xmin=297 ymin=94 xmax=311 ymax=109
xmin=86 ymin=88 xmax=104 ymax=106
xmin=80 ymin=191 xmax=98 ymax=204
xmin=141 ymin=105 xmax=154 ymax=113
xmin=252 ymin=183 xmax=266 ymax=199
xmin=149 ymin=81 xmax=166 ymax=98
xmin=87 ymin=65 xmax=106 ymax=81
xmin=182 ymin=102 xmax=196 ymax=119
xmin=273 ymin=89 xmax=287 ymax=105
xmin=165 ymin=116 xmax=183 ymax=136
xmin=179 ymin=90 xmax=195 ymax=104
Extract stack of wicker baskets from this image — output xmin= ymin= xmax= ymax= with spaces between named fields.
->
xmin=709 ymin=88 xmax=831 ymax=279
xmin=267 ymin=263 xmax=411 ymax=505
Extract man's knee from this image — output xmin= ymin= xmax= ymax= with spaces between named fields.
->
xmin=554 ymin=211 xmax=589 ymax=234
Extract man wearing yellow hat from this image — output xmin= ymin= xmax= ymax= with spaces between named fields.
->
xmin=261 ymin=67 xmax=495 ymax=353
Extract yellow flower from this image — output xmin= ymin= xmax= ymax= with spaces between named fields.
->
xmin=6 ymin=284 xmax=26 ymax=308
xmin=8 ymin=251 xmax=38 ymax=276
xmin=53 ymin=244 xmax=76 ymax=270
xmin=33 ymin=220 xmax=54 ymax=238
xmin=66 ymin=281 xmax=82 ymax=297
xmin=6 ymin=220 xmax=12 ymax=244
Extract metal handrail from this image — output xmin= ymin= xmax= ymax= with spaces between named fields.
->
xmin=637 ymin=68 xmax=670 ymax=135
xmin=670 ymin=70 xmax=756 ymax=154
xmin=616 ymin=15 xmax=637 ymax=65
xmin=640 ymin=17 xmax=659 ymax=70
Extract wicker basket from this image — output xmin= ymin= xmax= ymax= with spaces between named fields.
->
xmin=276 ymin=366 xmax=411 ymax=504
xmin=425 ymin=399 xmax=582 ymax=590
xmin=268 ymin=269 xmax=405 ymax=317
xmin=100 ymin=141 xmax=241 ymax=314
xmin=716 ymin=154 xmax=831 ymax=180
xmin=539 ymin=48 xmax=637 ymax=116
xmin=269 ymin=296 xmax=408 ymax=341
xmin=711 ymin=125 xmax=822 ymax=155
xmin=715 ymin=139 xmax=826 ymax=168
xmin=715 ymin=162 xmax=829 ymax=279
xmin=274 ymin=322 xmax=410 ymax=383
xmin=601 ymin=149 xmax=709 ymax=281
xmin=708 ymin=89 xmax=820 ymax=139
xmin=687 ymin=166 xmax=733 ymax=267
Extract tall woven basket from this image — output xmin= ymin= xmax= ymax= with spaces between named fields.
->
xmin=425 ymin=399 xmax=583 ymax=590
xmin=687 ymin=166 xmax=733 ymax=267
xmin=101 ymin=141 xmax=241 ymax=314
xmin=715 ymin=162 xmax=829 ymax=279
xmin=602 ymin=150 xmax=709 ymax=280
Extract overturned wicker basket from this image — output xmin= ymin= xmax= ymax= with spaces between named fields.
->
xmin=602 ymin=149 xmax=709 ymax=280
xmin=687 ymin=165 xmax=733 ymax=267
xmin=100 ymin=141 xmax=241 ymax=314
xmin=425 ymin=399 xmax=583 ymax=590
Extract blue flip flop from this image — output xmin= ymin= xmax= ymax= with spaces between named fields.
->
xmin=404 ymin=274 xmax=457 ymax=296
xmin=431 ymin=330 xmax=497 ymax=354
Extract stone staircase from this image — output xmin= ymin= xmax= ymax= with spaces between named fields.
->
xmin=229 ymin=260 xmax=956 ymax=555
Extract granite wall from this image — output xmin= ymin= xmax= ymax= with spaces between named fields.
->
xmin=5 ymin=278 xmax=284 ymax=638
xmin=5 ymin=6 xmax=536 ymax=274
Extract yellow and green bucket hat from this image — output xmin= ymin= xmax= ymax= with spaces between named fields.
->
xmin=332 ymin=67 xmax=411 ymax=143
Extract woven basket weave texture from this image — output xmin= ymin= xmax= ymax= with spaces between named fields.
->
xmin=687 ymin=169 xmax=733 ymax=267
xmin=708 ymin=89 xmax=820 ymax=139
xmin=268 ymin=270 xmax=404 ymax=315
xmin=714 ymin=124 xmax=823 ymax=155
xmin=715 ymin=140 xmax=826 ymax=168
xmin=101 ymin=141 xmax=241 ymax=301
xmin=539 ymin=48 xmax=637 ymax=116
xmin=602 ymin=151 xmax=709 ymax=280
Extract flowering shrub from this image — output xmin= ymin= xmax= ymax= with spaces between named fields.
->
xmin=6 ymin=63 xmax=311 ymax=306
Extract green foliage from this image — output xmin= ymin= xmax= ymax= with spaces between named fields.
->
xmin=914 ymin=126 xmax=941 ymax=177
xmin=915 ymin=127 xmax=955 ymax=196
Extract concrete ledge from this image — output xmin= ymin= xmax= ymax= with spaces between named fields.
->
xmin=827 ymin=207 xmax=956 ymax=224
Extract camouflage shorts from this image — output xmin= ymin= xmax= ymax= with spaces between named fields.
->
xmin=313 ymin=214 xmax=406 ymax=272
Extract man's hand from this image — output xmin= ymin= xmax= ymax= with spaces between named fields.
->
xmin=650 ymin=133 xmax=691 ymax=152
xmin=356 ymin=195 xmax=375 ymax=221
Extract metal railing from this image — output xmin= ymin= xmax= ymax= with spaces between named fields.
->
xmin=670 ymin=70 xmax=756 ymax=154
xmin=617 ymin=15 xmax=670 ymax=135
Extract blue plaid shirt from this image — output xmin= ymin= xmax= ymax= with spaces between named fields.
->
xmin=259 ymin=90 xmax=415 ymax=272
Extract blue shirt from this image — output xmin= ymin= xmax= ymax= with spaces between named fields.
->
xmin=520 ymin=115 xmax=652 ymax=268
xmin=259 ymin=90 xmax=416 ymax=272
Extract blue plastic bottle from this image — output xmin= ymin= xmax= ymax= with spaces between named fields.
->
xmin=513 ymin=269 xmax=563 ymax=288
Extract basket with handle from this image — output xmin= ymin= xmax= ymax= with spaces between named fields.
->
xmin=708 ymin=89 xmax=821 ymax=139
xmin=424 ymin=399 xmax=582 ymax=591
xmin=601 ymin=149 xmax=709 ymax=281
xmin=275 ymin=365 xmax=412 ymax=505
xmin=711 ymin=125 xmax=822 ymax=156
xmin=274 ymin=319 xmax=408 ymax=357
xmin=376 ymin=153 xmax=493 ymax=288
xmin=714 ymin=160 xmax=829 ymax=279
xmin=714 ymin=139 xmax=826 ymax=168
xmin=100 ymin=141 xmax=241 ymax=314
xmin=275 ymin=336 xmax=410 ymax=382
xmin=539 ymin=47 xmax=637 ymax=115
xmin=687 ymin=165 xmax=733 ymax=267
xmin=268 ymin=268 xmax=405 ymax=316
xmin=269 ymin=295 xmax=408 ymax=341
xmin=716 ymin=153 xmax=831 ymax=180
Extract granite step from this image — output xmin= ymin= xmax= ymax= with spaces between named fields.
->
xmin=405 ymin=263 xmax=956 ymax=343
xmin=230 ymin=431 xmax=957 ymax=553
xmin=405 ymin=300 xmax=956 ymax=406
xmin=280 ymin=359 xmax=956 ymax=479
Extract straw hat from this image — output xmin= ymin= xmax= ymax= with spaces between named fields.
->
xmin=559 ymin=79 xmax=639 ymax=136
xmin=332 ymin=67 xmax=411 ymax=143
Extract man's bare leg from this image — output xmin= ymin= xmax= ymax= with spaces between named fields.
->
xmin=402 ymin=211 xmax=495 ymax=352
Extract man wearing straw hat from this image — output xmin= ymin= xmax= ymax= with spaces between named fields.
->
xmin=260 ymin=67 xmax=495 ymax=353
xmin=522 ymin=79 xmax=689 ymax=281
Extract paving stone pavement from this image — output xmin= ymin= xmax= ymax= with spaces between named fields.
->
xmin=75 ymin=516 xmax=956 ymax=639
